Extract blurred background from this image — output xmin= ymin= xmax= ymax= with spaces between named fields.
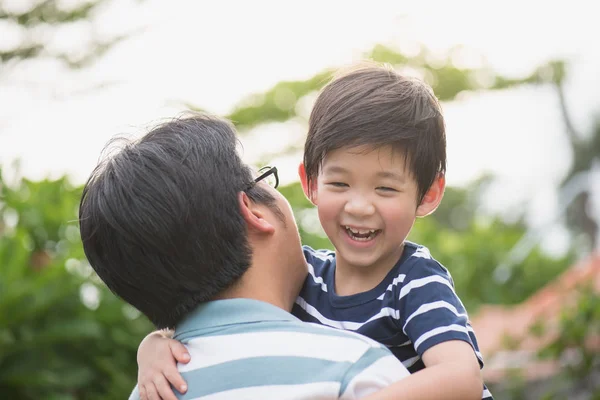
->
xmin=1 ymin=0 xmax=599 ymax=398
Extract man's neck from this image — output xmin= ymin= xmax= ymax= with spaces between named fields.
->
xmin=217 ymin=288 xmax=292 ymax=312
xmin=216 ymin=260 xmax=300 ymax=312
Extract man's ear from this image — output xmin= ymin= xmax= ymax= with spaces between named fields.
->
xmin=298 ymin=163 xmax=318 ymax=205
xmin=416 ymin=173 xmax=446 ymax=217
xmin=238 ymin=192 xmax=275 ymax=234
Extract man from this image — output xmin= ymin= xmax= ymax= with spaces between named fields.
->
xmin=79 ymin=113 xmax=409 ymax=399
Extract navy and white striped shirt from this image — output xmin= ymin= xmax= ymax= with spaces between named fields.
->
xmin=292 ymin=242 xmax=493 ymax=400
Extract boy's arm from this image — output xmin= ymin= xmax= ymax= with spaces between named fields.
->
xmin=377 ymin=257 xmax=489 ymax=399
xmin=361 ymin=340 xmax=482 ymax=400
xmin=137 ymin=330 xmax=190 ymax=400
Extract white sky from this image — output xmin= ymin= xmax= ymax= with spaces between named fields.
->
xmin=1 ymin=0 xmax=598 ymax=245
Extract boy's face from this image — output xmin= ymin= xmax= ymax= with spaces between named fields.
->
xmin=310 ymin=145 xmax=426 ymax=273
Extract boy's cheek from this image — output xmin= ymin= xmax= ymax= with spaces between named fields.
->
xmin=316 ymin=202 xmax=341 ymax=232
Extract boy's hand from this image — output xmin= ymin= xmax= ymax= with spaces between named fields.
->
xmin=137 ymin=330 xmax=190 ymax=400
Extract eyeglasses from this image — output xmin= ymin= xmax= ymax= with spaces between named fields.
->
xmin=247 ymin=166 xmax=279 ymax=190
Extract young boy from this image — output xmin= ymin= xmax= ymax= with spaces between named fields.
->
xmin=137 ymin=64 xmax=493 ymax=400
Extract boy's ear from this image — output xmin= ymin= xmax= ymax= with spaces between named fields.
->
xmin=238 ymin=192 xmax=275 ymax=234
xmin=416 ymin=173 xmax=445 ymax=217
xmin=298 ymin=163 xmax=318 ymax=205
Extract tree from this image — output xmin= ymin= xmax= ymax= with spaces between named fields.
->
xmin=549 ymin=60 xmax=600 ymax=251
xmin=0 ymin=0 xmax=132 ymax=73
xmin=537 ymin=285 xmax=600 ymax=399
xmin=0 ymin=168 xmax=153 ymax=399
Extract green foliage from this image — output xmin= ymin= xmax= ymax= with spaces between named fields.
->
xmin=409 ymin=212 xmax=571 ymax=312
xmin=0 ymin=168 xmax=153 ymax=399
xmin=0 ymin=0 xmax=140 ymax=69
xmin=537 ymin=286 xmax=600 ymax=398
xmin=228 ymin=71 xmax=331 ymax=131
xmin=366 ymin=44 xmax=490 ymax=100
xmin=497 ymin=286 xmax=600 ymax=399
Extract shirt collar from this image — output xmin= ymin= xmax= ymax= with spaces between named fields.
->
xmin=174 ymin=298 xmax=298 ymax=340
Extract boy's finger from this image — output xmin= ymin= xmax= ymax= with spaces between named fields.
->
xmin=164 ymin=368 xmax=188 ymax=394
xmin=169 ymin=340 xmax=191 ymax=364
xmin=139 ymin=385 xmax=148 ymax=400
xmin=146 ymin=385 xmax=160 ymax=400
xmin=154 ymin=375 xmax=180 ymax=400
xmin=144 ymin=384 xmax=160 ymax=400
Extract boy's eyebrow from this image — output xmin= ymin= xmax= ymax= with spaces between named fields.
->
xmin=376 ymin=171 xmax=406 ymax=182
xmin=322 ymin=165 xmax=348 ymax=174
xmin=323 ymin=166 xmax=406 ymax=183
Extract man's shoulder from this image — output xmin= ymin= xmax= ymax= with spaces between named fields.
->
xmin=176 ymin=318 xmax=406 ymax=399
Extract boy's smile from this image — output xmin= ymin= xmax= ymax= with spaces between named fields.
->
xmin=343 ymin=225 xmax=381 ymax=242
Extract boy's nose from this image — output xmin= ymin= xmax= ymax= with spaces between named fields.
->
xmin=344 ymin=197 xmax=375 ymax=217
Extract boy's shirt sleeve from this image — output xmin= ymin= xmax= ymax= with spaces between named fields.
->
xmin=397 ymin=257 xmax=484 ymax=368
xmin=302 ymin=245 xmax=334 ymax=290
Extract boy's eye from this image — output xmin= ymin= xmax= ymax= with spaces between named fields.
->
xmin=327 ymin=182 xmax=348 ymax=188
xmin=377 ymin=186 xmax=398 ymax=192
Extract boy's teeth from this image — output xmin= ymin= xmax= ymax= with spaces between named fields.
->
xmin=345 ymin=226 xmax=375 ymax=234
xmin=344 ymin=226 xmax=379 ymax=241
